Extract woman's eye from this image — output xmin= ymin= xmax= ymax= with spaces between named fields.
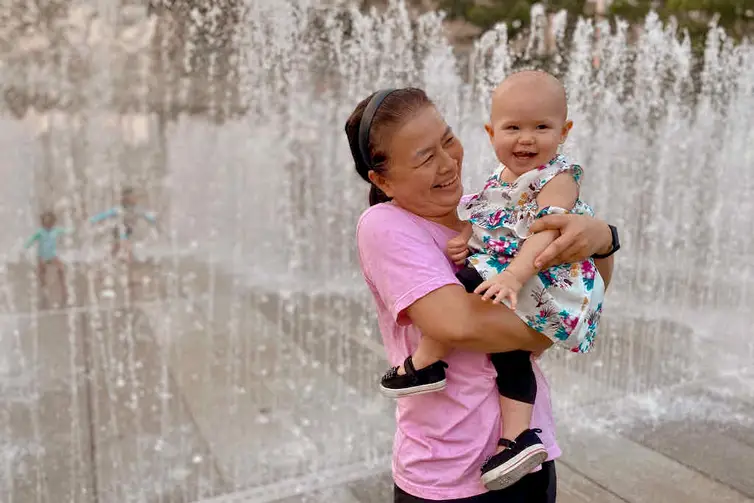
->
xmin=423 ymin=154 xmax=434 ymax=165
xmin=444 ymin=136 xmax=455 ymax=145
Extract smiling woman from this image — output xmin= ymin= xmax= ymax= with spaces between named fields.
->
xmin=369 ymin=106 xmax=464 ymax=223
xmin=345 ymin=88 xmax=465 ymax=215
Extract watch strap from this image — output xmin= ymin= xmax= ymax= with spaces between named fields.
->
xmin=592 ymin=224 xmax=620 ymax=259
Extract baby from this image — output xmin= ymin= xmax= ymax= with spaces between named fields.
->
xmin=379 ymin=71 xmax=606 ymax=490
xmin=25 ymin=211 xmax=70 ymax=302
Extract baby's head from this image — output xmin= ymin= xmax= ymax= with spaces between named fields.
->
xmin=485 ymin=70 xmax=572 ymax=176
xmin=40 ymin=211 xmax=56 ymax=229
xmin=121 ymin=187 xmax=136 ymax=207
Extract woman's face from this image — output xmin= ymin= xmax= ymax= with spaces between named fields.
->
xmin=369 ymin=106 xmax=464 ymax=220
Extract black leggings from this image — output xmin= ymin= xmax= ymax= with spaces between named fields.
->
xmin=394 ymin=461 xmax=557 ymax=502
xmin=456 ymin=265 xmax=537 ymax=405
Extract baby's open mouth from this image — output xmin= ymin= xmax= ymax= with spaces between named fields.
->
xmin=513 ymin=151 xmax=537 ymax=159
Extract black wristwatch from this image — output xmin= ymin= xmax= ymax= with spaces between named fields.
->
xmin=592 ymin=224 xmax=620 ymax=259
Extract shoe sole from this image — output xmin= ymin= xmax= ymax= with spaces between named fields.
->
xmin=379 ymin=379 xmax=447 ymax=398
xmin=481 ymin=444 xmax=548 ymax=491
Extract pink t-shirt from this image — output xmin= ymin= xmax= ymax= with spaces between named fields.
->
xmin=357 ymin=202 xmax=561 ymax=500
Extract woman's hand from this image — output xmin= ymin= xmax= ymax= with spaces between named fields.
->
xmin=529 ymin=214 xmax=612 ymax=269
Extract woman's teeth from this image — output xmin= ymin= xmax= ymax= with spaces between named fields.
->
xmin=435 ymin=176 xmax=457 ymax=188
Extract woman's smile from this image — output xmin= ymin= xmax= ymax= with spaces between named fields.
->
xmin=433 ymin=173 xmax=459 ymax=190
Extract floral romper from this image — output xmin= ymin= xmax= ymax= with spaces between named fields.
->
xmin=458 ymin=154 xmax=604 ymax=353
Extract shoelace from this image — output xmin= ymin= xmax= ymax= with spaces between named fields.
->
xmin=384 ymin=366 xmax=400 ymax=379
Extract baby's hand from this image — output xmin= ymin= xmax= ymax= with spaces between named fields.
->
xmin=474 ymin=270 xmax=523 ymax=309
xmin=447 ymin=221 xmax=472 ymax=265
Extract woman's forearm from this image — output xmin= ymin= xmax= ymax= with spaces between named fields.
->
xmin=454 ymin=295 xmax=552 ymax=353
xmin=407 ymin=285 xmax=552 ymax=354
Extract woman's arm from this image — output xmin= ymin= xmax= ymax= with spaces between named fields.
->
xmin=359 ymin=208 xmax=612 ymax=355
xmin=406 ymin=284 xmax=552 ymax=353
xmin=405 ymin=214 xmax=615 ymax=352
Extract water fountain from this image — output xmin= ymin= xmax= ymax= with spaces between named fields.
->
xmin=1 ymin=0 xmax=753 ymax=502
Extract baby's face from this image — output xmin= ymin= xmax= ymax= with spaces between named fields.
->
xmin=486 ymin=83 xmax=571 ymax=177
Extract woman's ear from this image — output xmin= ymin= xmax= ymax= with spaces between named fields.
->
xmin=368 ymin=170 xmax=393 ymax=198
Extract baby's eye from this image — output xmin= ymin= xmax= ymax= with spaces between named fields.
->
xmin=506 ymin=125 xmax=519 ymax=131
xmin=444 ymin=136 xmax=455 ymax=146
xmin=536 ymin=124 xmax=549 ymax=129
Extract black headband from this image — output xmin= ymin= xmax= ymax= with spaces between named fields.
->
xmin=358 ymin=88 xmax=396 ymax=171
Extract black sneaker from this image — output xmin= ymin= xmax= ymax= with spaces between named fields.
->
xmin=379 ymin=356 xmax=448 ymax=398
xmin=480 ymin=429 xmax=548 ymax=490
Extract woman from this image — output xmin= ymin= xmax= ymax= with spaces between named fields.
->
xmin=346 ymin=88 xmax=617 ymax=502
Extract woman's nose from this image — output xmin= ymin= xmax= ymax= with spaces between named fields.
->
xmin=438 ymin=148 xmax=456 ymax=172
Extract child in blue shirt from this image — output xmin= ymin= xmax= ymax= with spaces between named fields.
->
xmin=25 ymin=211 xmax=69 ymax=301
xmin=90 ymin=187 xmax=157 ymax=261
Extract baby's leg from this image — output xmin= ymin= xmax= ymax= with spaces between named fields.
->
xmin=492 ymin=350 xmax=537 ymax=444
xmin=480 ymin=350 xmax=548 ymax=491
xmin=403 ymin=336 xmax=450 ymax=373
xmin=379 ymin=335 xmax=451 ymax=398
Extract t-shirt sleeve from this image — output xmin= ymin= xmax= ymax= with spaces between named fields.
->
xmin=357 ymin=207 xmax=461 ymax=325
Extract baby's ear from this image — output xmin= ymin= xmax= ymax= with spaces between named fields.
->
xmin=484 ymin=123 xmax=494 ymax=141
xmin=560 ymin=120 xmax=574 ymax=143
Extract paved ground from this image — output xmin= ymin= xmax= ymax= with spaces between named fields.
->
xmin=1 ymin=257 xmax=752 ymax=503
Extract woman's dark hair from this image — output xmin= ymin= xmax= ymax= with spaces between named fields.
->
xmin=345 ymin=88 xmax=433 ymax=206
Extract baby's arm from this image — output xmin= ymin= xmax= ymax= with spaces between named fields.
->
xmin=475 ymin=173 xmax=579 ymax=308
xmin=447 ymin=221 xmax=473 ymax=265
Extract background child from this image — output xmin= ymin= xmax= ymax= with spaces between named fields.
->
xmin=379 ymin=70 xmax=607 ymax=490
xmin=90 ymin=187 xmax=157 ymax=262
xmin=25 ymin=211 xmax=70 ymax=302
